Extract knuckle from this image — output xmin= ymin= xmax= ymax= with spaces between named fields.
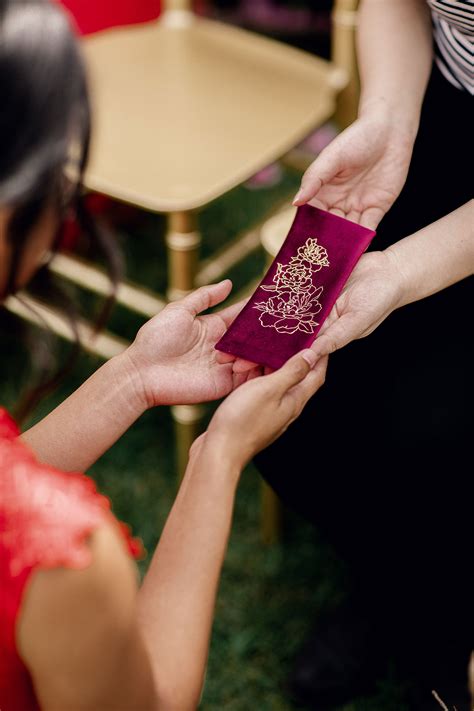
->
xmin=296 ymin=359 xmax=309 ymax=377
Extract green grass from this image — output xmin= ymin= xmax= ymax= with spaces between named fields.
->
xmin=0 ymin=170 xmax=408 ymax=710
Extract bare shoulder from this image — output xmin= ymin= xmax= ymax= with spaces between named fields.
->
xmin=18 ymin=521 xmax=156 ymax=710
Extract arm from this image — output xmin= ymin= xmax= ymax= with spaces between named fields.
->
xmin=136 ymin=351 xmax=328 ymax=709
xmin=311 ymin=201 xmax=474 ymax=358
xmin=357 ymin=0 xmax=433 ymax=134
xmin=21 ymin=353 xmax=145 ymax=473
xmin=292 ymin=0 xmax=433 ymax=228
xmin=385 ymin=200 xmax=474 ymax=307
xmin=22 ymin=281 xmax=253 ymax=472
xmin=19 ymin=351 xmax=327 ymax=710
xmin=136 ymin=443 xmax=240 ymax=709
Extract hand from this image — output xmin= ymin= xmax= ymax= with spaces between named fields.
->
xmin=310 ymin=250 xmax=403 ymax=358
xmin=204 ymin=350 xmax=328 ymax=468
xmin=293 ymin=105 xmax=416 ymax=229
xmin=123 ymin=280 xmax=259 ymax=408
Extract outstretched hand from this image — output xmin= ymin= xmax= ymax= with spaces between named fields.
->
xmin=293 ymin=107 xmax=415 ymax=230
xmin=205 ymin=349 xmax=328 ymax=468
xmin=124 ymin=280 xmax=259 ymax=408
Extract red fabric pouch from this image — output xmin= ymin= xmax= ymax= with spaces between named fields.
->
xmin=215 ymin=205 xmax=376 ymax=370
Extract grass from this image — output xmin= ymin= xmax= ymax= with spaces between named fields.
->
xmin=0 ymin=168 xmax=408 ymax=710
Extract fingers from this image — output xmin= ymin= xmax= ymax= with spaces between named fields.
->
xmin=345 ymin=209 xmax=361 ymax=225
xmin=328 ymin=207 xmax=346 ymax=219
xmin=214 ymin=352 xmax=258 ymax=372
xmin=215 ymin=351 xmax=236 ymax=365
xmin=179 ymin=280 xmax=233 ymax=317
xmin=311 ymin=313 xmax=360 ymax=357
xmin=289 ymin=356 xmax=328 ymax=402
xmin=360 ymin=207 xmax=384 ymax=231
xmin=293 ymin=148 xmax=341 ymax=206
xmin=268 ymin=349 xmax=317 ymax=394
xmin=232 ymin=357 xmax=259 ymax=373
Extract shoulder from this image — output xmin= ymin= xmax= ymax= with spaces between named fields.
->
xmin=17 ymin=521 xmax=142 ymax=708
xmin=0 ymin=434 xmax=112 ymax=576
xmin=0 ymin=422 xmax=142 ymax=578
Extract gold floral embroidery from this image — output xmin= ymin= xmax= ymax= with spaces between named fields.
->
xmin=254 ymin=237 xmax=330 ymax=335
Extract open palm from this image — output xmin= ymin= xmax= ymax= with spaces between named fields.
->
xmin=295 ymin=111 xmax=415 ymax=229
xmin=125 ymin=281 xmax=256 ymax=407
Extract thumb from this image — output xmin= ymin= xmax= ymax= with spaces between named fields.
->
xmin=293 ymin=146 xmax=342 ymax=205
xmin=311 ymin=312 xmax=362 ymax=357
xmin=178 ymin=280 xmax=233 ymax=317
xmin=269 ymin=349 xmax=317 ymax=394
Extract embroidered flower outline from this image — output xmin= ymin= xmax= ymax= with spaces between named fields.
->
xmin=295 ymin=238 xmax=329 ymax=271
xmin=253 ymin=237 xmax=330 ymax=335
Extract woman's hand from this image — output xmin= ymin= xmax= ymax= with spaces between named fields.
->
xmin=203 ymin=350 xmax=328 ymax=469
xmin=124 ymin=280 xmax=257 ymax=408
xmin=221 ymin=248 xmax=405 ymax=376
xmin=293 ymin=105 xmax=416 ymax=230
xmin=309 ymin=250 xmax=403 ymax=358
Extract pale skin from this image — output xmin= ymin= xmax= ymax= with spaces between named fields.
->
xmin=223 ymin=0 xmax=473 ymax=374
xmin=2 ymin=204 xmax=328 ymax=709
xmin=311 ymin=200 xmax=474 ymax=358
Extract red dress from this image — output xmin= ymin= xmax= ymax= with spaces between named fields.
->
xmin=0 ymin=408 xmax=142 ymax=711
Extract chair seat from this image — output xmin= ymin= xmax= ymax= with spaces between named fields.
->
xmin=260 ymin=206 xmax=295 ymax=257
xmin=83 ymin=16 xmax=345 ymax=212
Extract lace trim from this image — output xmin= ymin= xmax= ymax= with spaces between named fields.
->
xmin=0 ymin=422 xmax=143 ymax=577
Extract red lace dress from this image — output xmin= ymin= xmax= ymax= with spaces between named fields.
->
xmin=0 ymin=408 xmax=143 ymax=711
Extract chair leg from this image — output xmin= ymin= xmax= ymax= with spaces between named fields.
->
xmin=166 ymin=211 xmax=205 ymax=483
xmin=261 ymin=480 xmax=282 ymax=545
xmin=165 ymin=211 xmax=201 ymax=301
xmin=171 ymin=405 xmax=207 ymax=483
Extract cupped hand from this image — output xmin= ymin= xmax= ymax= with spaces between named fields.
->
xmin=124 ymin=280 xmax=259 ymax=408
xmin=293 ymin=107 xmax=415 ymax=229
xmin=310 ymin=250 xmax=403 ymax=358
xmin=205 ymin=350 xmax=328 ymax=468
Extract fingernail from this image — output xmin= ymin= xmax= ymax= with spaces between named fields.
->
xmin=292 ymin=189 xmax=304 ymax=205
xmin=301 ymin=350 xmax=317 ymax=368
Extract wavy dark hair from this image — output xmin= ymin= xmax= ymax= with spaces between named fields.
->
xmin=0 ymin=0 xmax=122 ymax=420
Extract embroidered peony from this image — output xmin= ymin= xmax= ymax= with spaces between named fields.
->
xmin=295 ymin=237 xmax=329 ymax=271
xmin=254 ymin=286 xmax=323 ymax=334
xmin=273 ymin=260 xmax=313 ymax=293
xmin=253 ymin=237 xmax=330 ymax=335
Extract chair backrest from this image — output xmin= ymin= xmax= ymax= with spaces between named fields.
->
xmin=332 ymin=0 xmax=360 ymax=128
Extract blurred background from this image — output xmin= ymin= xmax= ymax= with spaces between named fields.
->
xmin=1 ymin=1 xmax=407 ymax=708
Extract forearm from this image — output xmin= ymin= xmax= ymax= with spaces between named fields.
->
xmin=357 ymin=0 xmax=433 ymax=135
xmin=21 ymin=351 xmax=145 ymax=472
xmin=386 ymin=201 xmax=474 ymax=307
xmin=138 ymin=442 xmax=240 ymax=711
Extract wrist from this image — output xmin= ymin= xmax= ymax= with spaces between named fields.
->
xmin=190 ymin=434 xmax=243 ymax=486
xmin=112 ymin=349 xmax=150 ymax=417
xmin=382 ymin=246 xmax=411 ymax=310
xmin=358 ymin=96 xmax=419 ymax=144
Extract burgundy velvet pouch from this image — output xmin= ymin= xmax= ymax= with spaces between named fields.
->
xmin=215 ymin=204 xmax=376 ymax=370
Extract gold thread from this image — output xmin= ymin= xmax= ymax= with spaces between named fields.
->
xmin=253 ymin=237 xmax=330 ymax=335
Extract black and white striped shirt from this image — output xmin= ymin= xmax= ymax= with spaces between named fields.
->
xmin=427 ymin=0 xmax=473 ymax=93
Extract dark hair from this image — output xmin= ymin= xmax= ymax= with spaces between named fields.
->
xmin=0 ymin=0 xmax=122 ymax=420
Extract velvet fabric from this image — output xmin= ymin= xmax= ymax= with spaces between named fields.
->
xmin=216 ymin=205 xmax=376 ymax=369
